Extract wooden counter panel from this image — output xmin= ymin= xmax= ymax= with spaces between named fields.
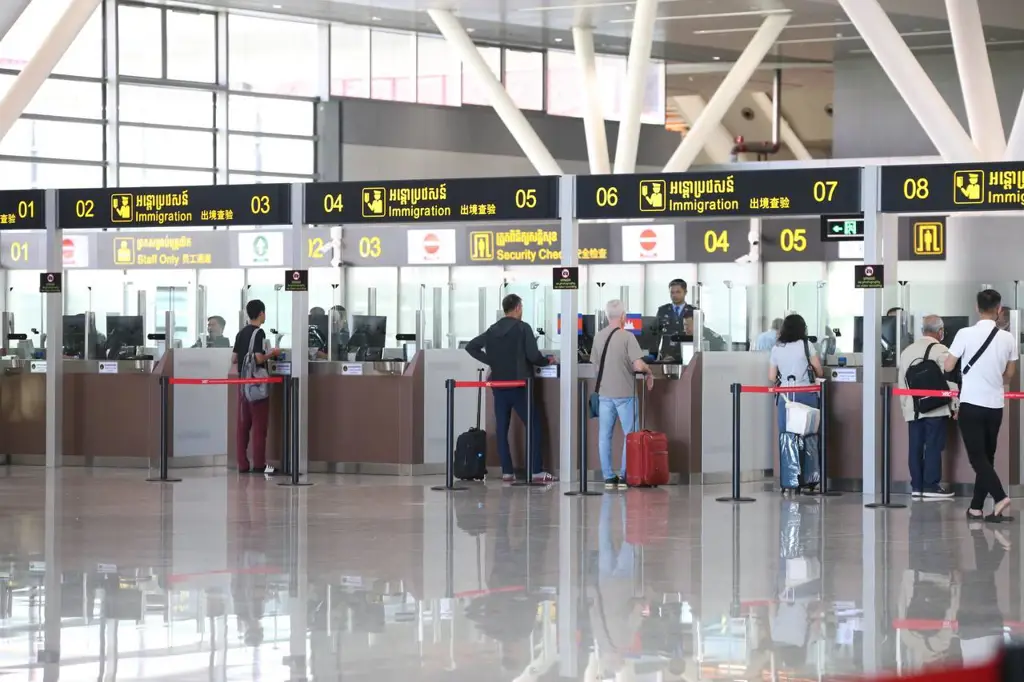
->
xmin=63 ymin=374 xmax=161 ymax=458
xmin=0 ymin=373 xmax=46 ymax=455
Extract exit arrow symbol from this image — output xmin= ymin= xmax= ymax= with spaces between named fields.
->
xmin=832 ymin=225 xmax=843 ymax=232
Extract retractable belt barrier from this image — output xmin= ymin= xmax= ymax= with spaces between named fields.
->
xmin=872 ymin=386 xmax=1024 ymax=510
xmin=156 ymin=376 xmax=307 ymax=487
xmin=433 ymin=378 xmax=536 ymax=492
xmin=718 ymin=382 xmax=835 ymax=503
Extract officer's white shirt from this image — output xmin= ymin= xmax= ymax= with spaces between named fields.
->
xmin=948 ymin=319 xmax=1018 ymax=409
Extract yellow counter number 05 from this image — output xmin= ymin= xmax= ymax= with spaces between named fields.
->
xmin=515 ymin=189 xmax=537 ymax=209
xmin=780 ymin=228 xmax=807 ymax=252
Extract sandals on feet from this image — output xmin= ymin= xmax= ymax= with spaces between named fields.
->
xmin=988 ymin=498 xmax=1014 ymax=523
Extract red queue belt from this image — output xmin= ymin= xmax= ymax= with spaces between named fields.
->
xmin=454 ymin=380 xmax=526 ymax=389
xmin=893 ymin=387 xmax=1024 ymax=400
xmin=168 ymin=377 xmax=284 ymax=386
xmin=740 ymin=385 xmax=822 ymax=394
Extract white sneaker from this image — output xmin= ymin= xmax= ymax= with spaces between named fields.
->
xmin=263 ymin=465 xmax=277 ymax=477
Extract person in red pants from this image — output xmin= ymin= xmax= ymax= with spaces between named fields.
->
xmin=232 ymin=299 xmax=280 ymax=475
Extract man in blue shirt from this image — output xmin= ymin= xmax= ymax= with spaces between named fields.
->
xmin=655 ymin=279 xmax=696 ymax=360
xmin=753 ymin=318 xmax=784 ymax=351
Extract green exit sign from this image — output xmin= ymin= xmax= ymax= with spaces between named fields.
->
xmin=820 ymin=214 xmax=865 ymax=242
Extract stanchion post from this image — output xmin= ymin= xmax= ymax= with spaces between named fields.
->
xmin=278 ymin=377 xmax=312 ymax=487
xmin=512 ymin=377 xmax=547 ymax=487
xmin=147 ymin=376 xmax=181 ymax=483
xmin=866 ymin=385 xmax=905 ymax=509
xmin=808 ymin=382 xmax=841 ymax=497
xmin=432 ymin=379 xmax=467 ymax=492
xmin=566 ymin=378 xmax=601 ymax=497
xmin=717 ymin=383 xmax=755 ymax=503
xmin=280 ymin=375 xmax=291 ymax=477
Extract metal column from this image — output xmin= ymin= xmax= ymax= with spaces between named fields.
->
xmin=427 ymin=9 xmax=563 ymax=176
xmin=663 ymin=12 xmax=791 ymax=173
xmin=288 ymin=183 xmax=310 ymax=479
xmin=612 ymin=0 xmax=658 ymax=174
xmin=860 ymin=166 xmax=885 ymax=496
xmin=44 ymin=190 xmax=63 ymax=468
xmin=571 ymin=27 xmax=610 ymax=174
xmin=558 ymin=176 xmax=579 ymax=481
xmin=669 ymin=95 xmax=736 ymax=164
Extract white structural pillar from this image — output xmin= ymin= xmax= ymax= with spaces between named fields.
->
xmin=558 ymin=176 xmax=579 ymax=481
xmin=572 ymin=27 xmax=610 ymax=174
xmin=669 ymin=95 xmax=735 ymax=164
xmin=0 ymin=0 xmax=100 ymax=144
xmin=836 ymin=0 xmax=978 ymax=162
xmin=749 ymin=91 xmax=812 ymax=161
xmin=663 ymin=12 xmax=790 ymax=173
xmin=0 ymin=0 xmax=32 ymax=44
xmin=945 ymin=0 xmax=1005 ymax=159
xmin=612 ymin=0 xmax=658 ymax=174
xmin=1007 ymin=92 xmax=1024 ymax=160
xmin=428 ymin=9 xmax=563 ymax=176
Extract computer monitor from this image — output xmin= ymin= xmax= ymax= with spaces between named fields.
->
xmin=636 ymin=316 xmax=662 ymax=356
xmin=63 ymin=313 xmax=99 ymax=359
xmin=349 ymin=315 xmax=387 ymax=359
xmin=308 ymin=313 xmax=329 ymax=352
xmin=104 ymin=315 xmax=144 ymax=359
xmin=941 ymin=316 xmax=969 ymax=346
xmin=853 ymin=315 xmax=900 ymax=366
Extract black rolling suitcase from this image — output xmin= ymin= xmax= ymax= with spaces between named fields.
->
xmin=454 ymin=369 xmax=488 ymax=481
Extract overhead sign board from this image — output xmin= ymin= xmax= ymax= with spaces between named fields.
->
xmin=0 ymin=190 xmax=45 ymax=230
xmin=880 ymin=162 xmax=1024 ymax=213
xmin=56 ymin=184 xmax=292 ymax=228
xmin=575 ymin=168 xmax=862 ymax=220
xmin=304 ymin=177 xmax=560 ymax=224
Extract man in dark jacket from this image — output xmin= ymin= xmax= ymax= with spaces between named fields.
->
xmin=465 ymin=294 xmax=557 ymax=483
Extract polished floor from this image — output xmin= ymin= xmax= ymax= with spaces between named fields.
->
xmin=0 ymin=468 xmax=1018 ymax=681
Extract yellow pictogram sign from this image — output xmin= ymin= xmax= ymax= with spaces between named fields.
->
xmin=953 ymin=170 xmax=985 ymax=205
xmin=111 ymin=193 xmax=133 ymax=223
xmin=913 ymin=222 xmax=944 ymax=256
xmin=469 ymin=231 xmax=494 ymax=261
xmin=114 ymin=237 xmax=135 ymax=265
xmin=362 ymin=188 xmax=386 ymax=218
xmin=639 ymin=179 xmax=666 ymax=212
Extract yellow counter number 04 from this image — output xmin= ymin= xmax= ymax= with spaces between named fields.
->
xmin=780 ymin=228 xmax=807 ymax=252
xmin=704 ymin=230 xmax=730 ymax=253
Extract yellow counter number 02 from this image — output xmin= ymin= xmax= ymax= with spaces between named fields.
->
xmin=780 ymin=228 xmax=807 ymax=252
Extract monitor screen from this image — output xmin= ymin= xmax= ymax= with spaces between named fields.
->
xmin=350 ymin=315 xmax=387 ymax=349
xmin=105 ymin=315 xmax=144 ymax=347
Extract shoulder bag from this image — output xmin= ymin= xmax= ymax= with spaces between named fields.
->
xmin=588 ymin=328 xmax=620 ymax=418
xmin=240 ymin=329 xmax=271 ymax=402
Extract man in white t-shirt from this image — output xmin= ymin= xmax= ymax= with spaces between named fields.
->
xmin=944 ymin=289 xmax=1018 ymax=521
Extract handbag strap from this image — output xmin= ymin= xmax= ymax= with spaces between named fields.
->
xmin=594 ymin=327 xmax=620 ymax=395
xmin=963 ymin=326 xmax=999 ymax=376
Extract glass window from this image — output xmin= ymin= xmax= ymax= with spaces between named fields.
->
xmin=330 ymin=24 xmax=370 ymax=98
xmin=545 ymin=49 xmax=581 ymax=117
xmin=119 ymin=84 xmax=214 ymax=128
xmin=504 ymin=49 xmax=542 ymax=110
xmin=118 ymin=4 xmax=162 ymax=77
xmin=0 ymin=0 xmax=102 ymax=77
xmin=228 ymin=135 xmax=314 ymax=175
xmin=0 ymin=76 xmax=102 ymax=119
xmin=417 ymin=34 xmax=460 ymax=106
xmin=0 ymin=160 xmax=103 ymax=189
xmin=228 ymin=96 xmax=314 ymax=137
xmin=641 ymin=60 xmax=666 ymax=125
xmin=462 ymin=45 xmax=501 ymax=106
xmin=597 ymin=54 xmax=626 ymax=121
xmin=0 ymin=119 xmax=103 ymax=161
xmin=167 ymin=9 xmax=216 ymax=83
xmin=119 ymin=167 xmax=216 ymax=187
xmin=229 ymin=174 xmax=310 ymax=184
xmin=370 ymin=30 xmax=415 ymax=102
xmin=228 ymin=15 xmax=318 ymax=96
xmin=119 ymin=126 xmax=214 ymax=168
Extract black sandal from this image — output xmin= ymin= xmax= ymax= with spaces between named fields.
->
xmin=989 ymin=499 xmax=1015 ymax=523
xmin=966 ymin=509 xmax=985 ymax=521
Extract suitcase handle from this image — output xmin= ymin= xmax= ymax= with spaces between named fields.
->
xmin=633 ymin=372 xmax=645 ymax=431
xmin=475 ymin=367 xmax=484 ymax=429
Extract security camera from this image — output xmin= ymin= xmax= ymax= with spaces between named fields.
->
xmin=824 ymin=104 xmax=834 ymax=117
xmin=741 ymin=107 xmax=755 ymax=120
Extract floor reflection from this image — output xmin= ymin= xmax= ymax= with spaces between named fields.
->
xmin=0 ymin=469 xmax=1019 ymax=680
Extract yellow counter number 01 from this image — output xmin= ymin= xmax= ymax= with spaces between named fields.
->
xmin=359 ymin=236 xmax=382 ymax=259
xmin=780 ymin=228 xmax=807 ymax=252
xmin=9 ymin=241 xmax=28 ymax=263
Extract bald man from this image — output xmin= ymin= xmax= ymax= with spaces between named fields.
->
xmin=898 ymin=315 xmax=956 ymax=499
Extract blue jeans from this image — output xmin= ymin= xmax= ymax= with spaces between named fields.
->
xmin=598 ymin=396 xmax=637 ymax=480
xmin=908 ymin=416 xmax=947 ymax=491
xmin=493 ymin=387 xmax=543 ymax=475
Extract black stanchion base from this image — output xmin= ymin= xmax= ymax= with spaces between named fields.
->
xmin=865 ymin=502 xmax=907 ymax=509
xmin=805 ymin=490 xmax=843 ymax=497
xmin=510 ymin=481 xmax=550 ymax=488
xmin=564 ymin=490 xmax=603 ymax=497
xmin=715 ymin=496 xmax=757 ymax=503
xmin=431 ymin=485 xmax=469 ymax=492
xmin=277 ymin=481 xmax=314 ymax=487
xmin=146 ymin=477 xmax=182 ymax=483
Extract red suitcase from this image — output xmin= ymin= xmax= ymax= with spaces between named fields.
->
xmin=625 ymin=378 xmax=670 ymax=487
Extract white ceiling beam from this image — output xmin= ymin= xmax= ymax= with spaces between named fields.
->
xmin=428 ymin=9 xmax=563 ymax=176
xmin=1007 ymin=91 xmax=1024 ymax=160
xmin=749 ymin=92 xmax=812 ymax=161
xmin=0 ymin=0 xmax=100 ymax=145
xmin=613 ymin=0 xmax=658 ymax=174
xmin=663 ymin=12 xmax=790 ymax=173
xmin=835 ymin=0 xmax=979 ymax=162
xmin=945 ymin=0 xmax=1005 ymax=159
xmin=666 ymin=61 xmax=831 ymax=76
xmin=572 ymin=27 xmax=610 ymax=174
xmin=668 ymin=95 xmax=734 ymax=164
xmin=0 ymin=0 xmax=32 ymax=44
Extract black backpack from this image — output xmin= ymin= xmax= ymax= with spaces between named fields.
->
xmin=904 ymin=343 xmax=951 ymax=417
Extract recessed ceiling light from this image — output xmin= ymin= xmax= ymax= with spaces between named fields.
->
xmin=466 ymin=27 xmax=475 ymax=32
xmin=272 ymin=3 xmax=281 ymax=7
xmin=554 ymin=37 xmax=563 ymax=42
xmin=371 ymin=16 xmax=381 ymax=21
xmin=712 ymin=55 xmax=720 ymax=60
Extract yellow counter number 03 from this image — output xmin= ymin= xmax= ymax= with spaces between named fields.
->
xmin=251 ymin=195 xmax=271 ymax=214
xmin=780 ymin=228 xmax=807 ymax=252
xmin=359 ymin=236 xmax=382 ymax=259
